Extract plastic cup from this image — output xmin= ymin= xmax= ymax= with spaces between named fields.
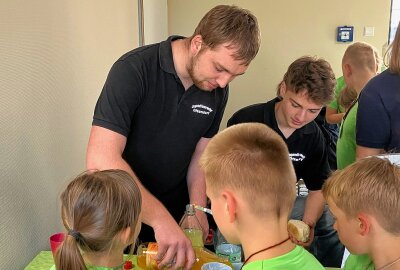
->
xmin=232 ymin=262 xmax=243 ymax=270
xmin=201 ymin=262 xmax=232 ymax=270
xmin=216 ymin=243 xmax=242 ymax=263
xmin=49 ymin=232 xmax=65 ymax=258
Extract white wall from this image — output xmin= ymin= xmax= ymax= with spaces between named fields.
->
xmin=0 ymin=1 xmax=138 ymax=269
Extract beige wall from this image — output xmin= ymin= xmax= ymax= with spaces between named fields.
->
xmin=144 ymin=0 xmax=169 ymax=44
xmin=0 ymin=1 xmax=138 ymax=268
xmin=167 ymin=0 xmax=391 ymax=128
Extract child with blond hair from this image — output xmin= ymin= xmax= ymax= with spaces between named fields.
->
xmin=322 ymin=156 xmax=400 ymax=270
xmin=199 ymin=123 xmax=323 ymax=270
xmin=54 ymin=169 xmax=142 ymax=270
xmin=337 ymin=42 xmax=380 ymax=170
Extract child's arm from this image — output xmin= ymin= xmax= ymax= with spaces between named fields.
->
xmin=326 ymin=107 xmax=345 ymax=124
xmin=298 ymin=190 xmax=325 ymax=247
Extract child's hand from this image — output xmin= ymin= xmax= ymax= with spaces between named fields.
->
xmin=288 ymin=220 xmax=314 ymax=248
xmin=296 ymin=225 xmax=314 ymax=248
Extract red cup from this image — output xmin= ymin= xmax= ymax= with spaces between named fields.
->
xmin=50 ymin=232 xmax=65 ymax=258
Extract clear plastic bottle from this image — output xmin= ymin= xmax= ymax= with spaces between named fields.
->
xmin=180 ymin=204 xmax=232 ymax=270
xmin=179 ymin=204 xmax=204 ymax=247
xmin=136 ymin=205 xmax=232 ymax=270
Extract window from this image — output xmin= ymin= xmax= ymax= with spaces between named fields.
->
xmin=389 ymin=0 xmax=400 ymax=42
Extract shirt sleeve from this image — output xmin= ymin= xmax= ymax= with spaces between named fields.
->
xmin=227 ymin=106 xmax=244 ymax=127
xmin=92 ymin=58 xmax=145 ymax=137
xmin=300 ymin=127 xmax=331 ymax=191
xmin=356 ymin=84 xmax=390 ymax=149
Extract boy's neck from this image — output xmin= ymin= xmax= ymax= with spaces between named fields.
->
xmin=370 ymin=235 xmax=400 ymax=270
xmin=353 ymin=71 xmax=376 ymax=94
xmin=240 ymin=218 xmax=295 ymax=264
xmin=274 ymin=102 xmax=296 ymax=138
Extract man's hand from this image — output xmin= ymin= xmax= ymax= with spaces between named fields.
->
xmin=154 ymin=216 xmax=196 ymax=270
xmin=196 ymin=211 xmax=209 ymax=242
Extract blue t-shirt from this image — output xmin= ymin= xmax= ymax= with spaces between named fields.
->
xmin=357 ymin=70 xmax=400 ymax=152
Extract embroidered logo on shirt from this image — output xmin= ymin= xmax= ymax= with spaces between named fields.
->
xmin=289 ymin=153 xmax=305 ymax=162
xmin=192 ymin=104 xmax=213 ymax=115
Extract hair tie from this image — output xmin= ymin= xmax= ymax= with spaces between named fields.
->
xmin=68 ymin=229 xmax=82 ymax=241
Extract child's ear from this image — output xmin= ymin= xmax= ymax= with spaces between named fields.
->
xmin=222 ymin=191 xmax=237 ymax=223
xmin=357 ymin=213 xmax=371 ymax=236
xmin=278 ymin=81 xmax=287 ymax=97
xmin=343 ymin=63 xmax=352 ymax=77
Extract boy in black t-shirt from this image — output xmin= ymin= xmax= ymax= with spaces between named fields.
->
xmin=225 ymin=56 xmax=344 ymax=267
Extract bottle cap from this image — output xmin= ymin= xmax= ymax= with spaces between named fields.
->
xmin=186 ymin=204 xmax=196 ymax=215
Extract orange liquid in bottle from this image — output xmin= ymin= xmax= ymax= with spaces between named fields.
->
xmin=137 ymin=243 xmax=232 ymax=270
xmin=192 ymin=247 xmax=232 ymax=270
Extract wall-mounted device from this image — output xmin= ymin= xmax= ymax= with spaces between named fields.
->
xmin=337 ymin=26 xmax=354 ymax=42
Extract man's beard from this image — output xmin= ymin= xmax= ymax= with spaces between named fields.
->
xmin=187 ymin=54 xmax=209 ymax=91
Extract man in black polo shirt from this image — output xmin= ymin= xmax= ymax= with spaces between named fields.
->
xmin=227 ymin=56 xmax=344 ymax=267
xmin=86 ymin=5 xmax=260 ymax=270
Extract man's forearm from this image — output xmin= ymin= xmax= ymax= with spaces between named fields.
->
xmin=303 ymin=190 xmax=325 ymax=227
xmin=87 ymin=152 xmax=172 ymax=228
xmin=187 ymin=138 xmax=209 ymax=207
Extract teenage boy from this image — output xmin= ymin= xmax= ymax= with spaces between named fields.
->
xmin=199 ymin=123 xmax=324 ymax=269
xmin=227 ymin=56 xmax=343 ymax=267
xmin=336 ymin=42 xmax=379 ymax=169
xmin=322 ymin=156 xmax=400 ymax=270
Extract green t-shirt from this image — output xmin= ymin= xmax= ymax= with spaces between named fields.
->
xmin=242 ymin=245 xmax=324 ymax=270
xmin=337 ymin=102 xmax=358 ymax=170
xmin=344 ymin=254 xmax=375 ymax=270
xmin=328 ymin=76 xmax=346 ymax=113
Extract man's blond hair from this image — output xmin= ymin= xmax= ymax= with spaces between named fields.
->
xmin=199 ymin=123 xmax=296 ymax=218
xmin=342 ymin=42 xmax=380 ymax=72
xmin=322 ymin=157 xmax=400 ymax=234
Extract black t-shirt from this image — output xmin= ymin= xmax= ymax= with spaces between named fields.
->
xmin=227 ymin=97 xmax=330 ymax=190
xmin=92 ymin=36 xmax=228 ymax=218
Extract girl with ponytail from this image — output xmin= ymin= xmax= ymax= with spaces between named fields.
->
xmin=54 ymin=169 xmax=142 ymax=270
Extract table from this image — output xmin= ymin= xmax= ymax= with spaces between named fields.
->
xmin=25 ymin=251 xmax=341 ymax=270
xmin=24 ymin=251 xmax=140 ymax=270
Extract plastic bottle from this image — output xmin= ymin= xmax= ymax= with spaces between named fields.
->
xmin=180 ymin=204 xmax=232 ymax=270
xmin=137 ymin=205 xmax=232 ymax=270
xmin=179 ymin=204 xmax=204 ymax=247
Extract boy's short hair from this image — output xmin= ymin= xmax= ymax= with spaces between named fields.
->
xmin=342 ymin=42 xmax=379 ymax=72
xmin=199 ymin=123 xmax=296 ymax=218
xmin=278 ymin=56 xmax=336 ymax=105
xmin=191 ymin=5 xmax=261 ymax=65
xmin=322 ymin=157 xmax=400 ymax=234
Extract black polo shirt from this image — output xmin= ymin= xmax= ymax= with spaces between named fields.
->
xmin=93 ymin=36 xmax=228 ymax=217
xmin=227 ymin=97 xmax=329 ymax=191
